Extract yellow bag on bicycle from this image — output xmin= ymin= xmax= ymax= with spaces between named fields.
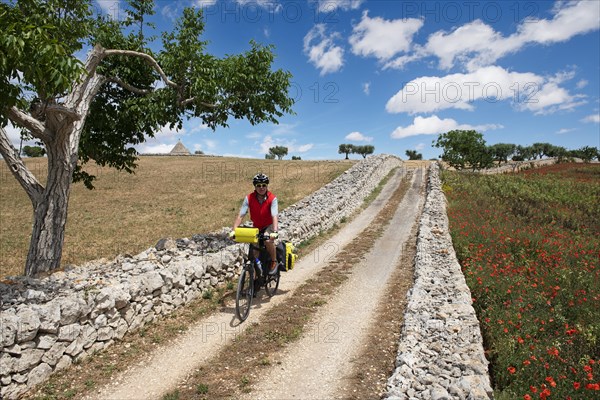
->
xmin=234 ymin=227 xmax=259 ymax=243
xmin=277 ymin=241 xmax=297 ymax=272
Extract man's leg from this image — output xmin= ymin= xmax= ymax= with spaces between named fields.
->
xmin=266 ymin=240 xmax=277 ymax=273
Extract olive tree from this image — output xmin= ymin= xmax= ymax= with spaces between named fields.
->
xmin=268 ymin=145 xmax=288 ymax=160
xmin=0 ymin=0 xmax=294 ymax=276
xmin=433 ymin=130 xmax=493 ymax=171
xmin=338 ymin=144 xmax=354 ymax=159
xmin=354 ymin=145 xmax=374 ymax=158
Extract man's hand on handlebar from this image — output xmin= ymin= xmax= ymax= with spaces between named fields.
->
xmin=269 ymin=232 xmax=279 ymax=240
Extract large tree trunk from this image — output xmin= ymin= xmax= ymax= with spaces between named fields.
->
xmin=1 ymin=45 xmax=106 ymax=276
xmin=25 ymin=138 xmax=76 ymax=276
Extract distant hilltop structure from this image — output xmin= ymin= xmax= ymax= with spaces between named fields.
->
xmin=169 ymin=140 xmax=191 ymax=155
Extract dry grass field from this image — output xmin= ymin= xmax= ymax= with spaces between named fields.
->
xmin=0 ymin=156 xmax=354 ymax=278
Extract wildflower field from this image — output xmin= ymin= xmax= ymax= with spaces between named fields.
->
xmin=443 ymin=163 xmax=600 ymax=399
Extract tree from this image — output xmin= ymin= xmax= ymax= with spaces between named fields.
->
xmin=268 ymin=146 xmax=288 ymax=160
xmin=546 ymin=145 xmax=568 ymax=162
xmin=570 ymin=146 xmax=599 ymax=162
xmin=0 ymin=0 xmax=294 ymax=276
xmin=433 ymin=130 xmax=493 ymax=171
xmin=22 ymin=145 xmax=46 ymax=157
xmin=513 ymin=145 xmax=534 ymax=161
xmin=354 ymin=145 xmax=374 ymax=158
xmin=488 ymin=143 xmax=516 ymax=164
xmin=291 ymin=155 xmax=301 ymax=160
xmin=338 ymin=144 xmax=354 ymax=160
xmin=405 ymin=150 xmax=422 ymax=160
xmin=265 ymin=153 xmax=276 ymax=160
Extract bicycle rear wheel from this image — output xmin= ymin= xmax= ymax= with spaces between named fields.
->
xmin=264 ymin=270 xmax=280 ymax=297
xmin=235 ymin=264 xmax=254 ymax=321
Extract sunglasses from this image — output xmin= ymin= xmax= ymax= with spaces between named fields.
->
xmin=255 ymin=183 xmax=268 ymax=188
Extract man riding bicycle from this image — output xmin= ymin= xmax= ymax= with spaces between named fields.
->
xmin=230 ymin=173 xmax=279 ymax=275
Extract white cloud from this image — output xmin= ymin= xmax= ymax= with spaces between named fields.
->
xmin=304 ymin=24 xmax=345 ymax=75
xmin=259 ymin=135 xmax=314 ymax=155
xmin=345 ymin=131 xmax=373 ymax=142
xmin=3 ymin=122 xmax=38 ymax=150
xmin=349 ymin=11 xmax=423 ymax=61
xmin=246 ymin=133 xmax=262 ymax=141
xmin=386 ymin=66 xmax=584 ymax=115
xmin=415 ymin=143 xmax=425 ymax=151
xmin=155 ymin=124 xmax=186 ymax=139
xmin=137 ymin=143 xmax=175 ymax=154
xmin=390 ymin=115 xmax=502 ymax=139
xmin=582 ymin=113 xmax=600 ymax=123
xmin=203 ymin=139 xmax=218 ymax=149
xmin=132 ymin=124 xmax=187 ymax=154
xmin=190 ymin=123 xmax=210 ymax=133
xmin=96 ymin=0 xmax=121 ymax=20
xmin=385 ymin=1 xmax=600 ymax=71
xmin=556 ymin=128 xmax=575 ymax=134
xmin=363 ymin=82 xmax=370 ymax=95
xmin=297 ymin=143 xmax=314 ymax=152
xmin=315 ymin=0 xmax=363 ymax=13
xmin=195 ymin=0 xmax=217 ymax=6
xmin=576 ymin=79 xmax=589 ymax=89
xmin=272 ymin=123 xmax=298 ymax=136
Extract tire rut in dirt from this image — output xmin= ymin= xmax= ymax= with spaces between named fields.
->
xmin=172 ymin=171 xmax=416 ymax=399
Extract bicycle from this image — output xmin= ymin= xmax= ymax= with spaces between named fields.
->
xmin=233 ymin=228 xmax=281 ymax=322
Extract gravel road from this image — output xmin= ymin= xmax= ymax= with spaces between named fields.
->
xmin=239 ymin=168 xmax=425 ymax=399
xmin=86 ymin=166 xmax=426 ymax=400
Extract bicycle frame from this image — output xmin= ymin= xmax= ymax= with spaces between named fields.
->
xmin=235 ymin=230 xmax=280 ymax=321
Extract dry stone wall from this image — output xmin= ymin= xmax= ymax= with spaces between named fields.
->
xmin=385 ymin=163 xmax=493 ymax=400
xmin=0 ymin=154 xmax=402 ymax=399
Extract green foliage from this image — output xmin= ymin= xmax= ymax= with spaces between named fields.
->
xmin=338 ymin=143 xmax=354 ymax=159
xmin=353 ymin=144 xmax=374 ymax=158
xmin=405 ymin=149 xmax=422 ymax=160
xmin=0 ymin=0 xmax=90 ymax=118
xmin=2 ymin=0 xmax=294 ymax=188
xmin=291 ymin=155 xmax=301 ymax=160
xmin=488 ymin=143 xmax=516 ymax=163
xmin=268 ymin=145 xmax=288 ymax=160
xmin=570 ymin=145 xmax=599 ymax=162
xmin=433 ymin=129 xmax=493 ymax=170
xmin=444 ymin=165 xmax=600 ymax=398
xmin=22 ymin=145 xmax=45 ymax=157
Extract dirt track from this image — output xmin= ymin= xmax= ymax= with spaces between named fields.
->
xmin=84 ymin=166 xmax=427 ymax=400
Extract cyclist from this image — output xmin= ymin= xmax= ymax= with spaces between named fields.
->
xmin=230 ymin=173 xmax=279 ymax=275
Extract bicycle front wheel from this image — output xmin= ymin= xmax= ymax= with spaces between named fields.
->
xmin=265 ymin=270 xmax=280 ymax=297
xmin=235 ymin=264 xmax=254 ymax=321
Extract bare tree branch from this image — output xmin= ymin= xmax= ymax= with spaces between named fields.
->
xmin=104 ymin=49 xmax=179 ymax=89
xmin=103 ymin=48 xmax=217 ymax=109
xmin=105 ymin=76 xmax=151 ymax=95
xmin=0 ymin=125 xmax=44 ymax=204
xmin=6 ymin=107 xmax=52 ymax=142
xmin=180 ymin=97 xmax=216 ymax=108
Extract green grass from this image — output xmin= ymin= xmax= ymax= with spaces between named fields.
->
xmin=443 ymin=163 xmax=600 ymax=398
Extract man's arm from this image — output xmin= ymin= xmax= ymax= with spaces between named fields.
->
xmin=233 ymin=196 xmax=249 ymax=229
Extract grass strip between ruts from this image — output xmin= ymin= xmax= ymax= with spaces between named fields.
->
xmin=171 ymin=171 xmax=415 ymax=399
xmin=23 ymin=167 xmax=408 ymax=400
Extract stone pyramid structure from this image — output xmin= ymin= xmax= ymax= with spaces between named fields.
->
xmin=169 ymin=140 xmax=191 ymax=155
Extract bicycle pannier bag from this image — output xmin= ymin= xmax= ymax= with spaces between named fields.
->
xmin=277 ymin=241 xmax=298 ymax=272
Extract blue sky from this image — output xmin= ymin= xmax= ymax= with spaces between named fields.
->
xmin=8 ymin=0 xmax=600 ymax=160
